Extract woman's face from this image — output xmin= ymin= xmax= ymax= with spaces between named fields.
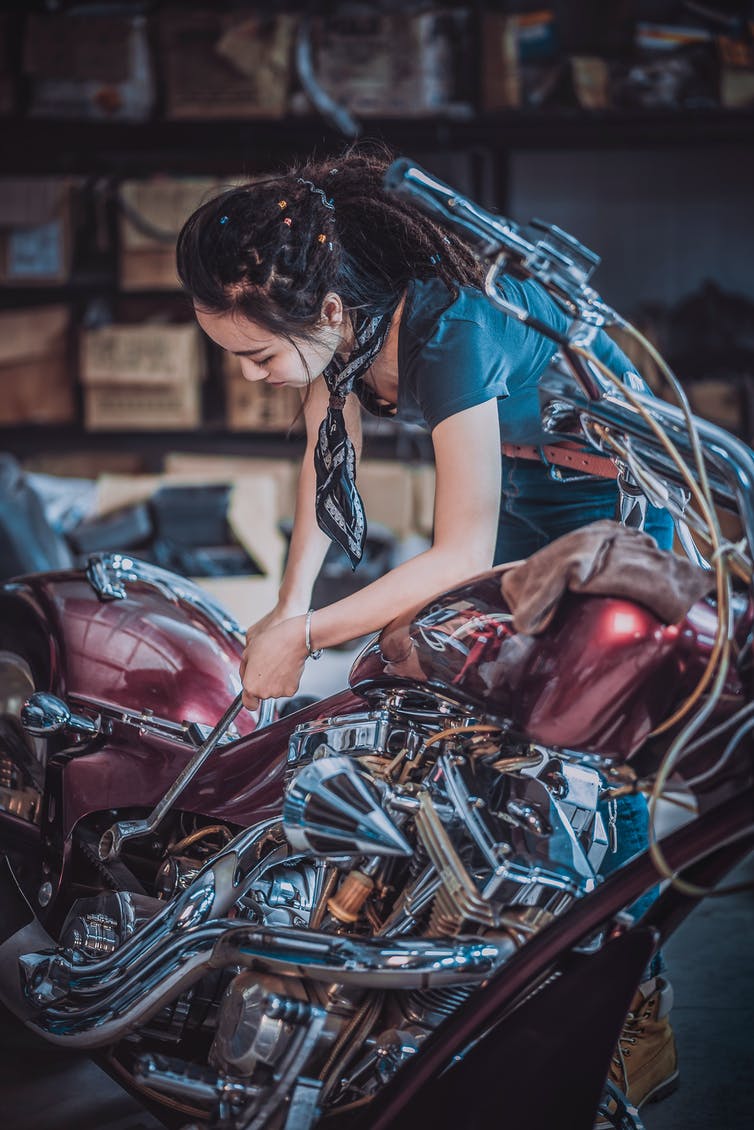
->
xmin=194 ymin=299 xmax=347 ymax=390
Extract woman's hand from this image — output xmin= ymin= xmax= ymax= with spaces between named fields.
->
xmin=244 ymin=599 xmax=303 ymax=649
xmin=240 ymin=614 xmax=308 ymax=710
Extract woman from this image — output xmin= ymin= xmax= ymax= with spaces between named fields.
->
xmin=176 ymin=148 xmax=677 ymax=1110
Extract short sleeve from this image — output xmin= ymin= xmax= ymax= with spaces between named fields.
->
xmin=409 ymin=315 xmax=510 ymax=432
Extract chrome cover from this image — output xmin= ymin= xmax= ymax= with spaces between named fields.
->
xmin=86 ymin=553 xmax=244 ymax=640
xmin=287 ymin=710 xmax=396 ymax=767
xmin=283 ymin=756 xmax=413 ymax=858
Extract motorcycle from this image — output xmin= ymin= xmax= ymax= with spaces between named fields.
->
xmin=0 ymin=162 xmax=752 ymax=1130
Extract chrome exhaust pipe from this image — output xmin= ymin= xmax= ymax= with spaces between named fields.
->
xmin=33 ymin=818 xmax=284 ymax=1001
xmin=0 ymin=824 xmax=515 ymax=1052
xmin=1 ymin=844 xmax=512 ymax=1049
xmin=22 ymin=919 xmax=509 ymax=1049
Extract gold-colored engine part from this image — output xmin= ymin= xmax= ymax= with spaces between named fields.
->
xmin=415 ymin=792 xmax=499 ymax=932
xmin=327 ymin=870 xmax=374 ymax=923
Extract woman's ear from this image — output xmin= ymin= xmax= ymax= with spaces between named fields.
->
xmin=319 ymin=292 xmax=344 ymax=327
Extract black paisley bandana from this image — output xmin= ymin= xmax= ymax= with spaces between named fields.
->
xmin=314 ymin=308 xmax=396 ymax=568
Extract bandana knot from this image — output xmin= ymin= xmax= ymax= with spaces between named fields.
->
xmin=313 ymin=307 xmax=396 ymax=568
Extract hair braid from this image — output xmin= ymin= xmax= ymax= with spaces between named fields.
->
xmin=176 ymin=143 xmax=485 ymax=343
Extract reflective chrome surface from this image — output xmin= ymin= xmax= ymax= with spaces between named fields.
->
xmin=21 ymin=692 xmax=100 ymax=738
xmin=283 ymin=755 xmax=413 ymax=858
xmin=86 ymin=553 xmax=245 ymax=641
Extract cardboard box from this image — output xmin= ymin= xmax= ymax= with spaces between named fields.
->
xmin=605 ymin=323 xmax=664 ymax=395
xmin=481 ymin=13 xmax=522 ymax=110
xmin=24 ymin=11 xmax=154 ymax=121
xmin=164 ymin=453 xmax=299 ymax=521
xmin=356 ymin=461 xmax=416 ymax=539
xmin=413 ymin=464 xmax=436 ymax=539
xmin=81 ymin=323 xmax=204 ymax=385
xmin=687 ymin=379 xmax=747 ymax=436
xmin=224 ymin=353 xmax=304 ymax=433
xmin=95 ymin=470 xmax=285 ymax=627
xmin=0 ymin=305 xmax=75 ymax=425
xmin=83 ymin=379 xmax=202 ymax=431
xmin=165 ymin=453 xmax=421 ymax=539
xmin=308 ymin=11 xmax=462 ymax=116
xmin=81 ymin=322 xmax=205 ymax=431
xmin=160 ymin=10 xmax=294 ymax=119
xmin=0 ymin=178 xmax=76 ymax=285
xmin=118 ymin=178 xmax=220 ymax=291
xmin=22 ymin=451 xmax=147 ymax=478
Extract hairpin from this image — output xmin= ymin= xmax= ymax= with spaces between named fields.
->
xmin=277 ymin=199 xmax=287 ymax=210
xmin=282 ymin=216 xmax=293 ymax=227
xmin=317 ymin=233 xmax=326 ymax=243
xmin=219 ymin=215 xmax=229 ymax=225
xmin=297 ymin=177 xmax=335 ymax=210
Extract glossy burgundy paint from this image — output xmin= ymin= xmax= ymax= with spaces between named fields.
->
xmin=5 ymin=571 xmax=256 ymax=733
xmin=348 ymin=571 xmax=734 ymax=759
xmin=57 ymin=689 xmax=364 ymax=839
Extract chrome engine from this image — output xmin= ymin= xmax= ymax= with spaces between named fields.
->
xmin=14 ymin=697 xmax=614 ymax=1130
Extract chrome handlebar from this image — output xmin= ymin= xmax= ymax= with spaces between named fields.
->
xmin=384 ymin=158 xmax=754 ymax=562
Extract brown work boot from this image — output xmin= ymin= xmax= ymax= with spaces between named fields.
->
xmin=596 ymin=977 xmax=679 ymax=1127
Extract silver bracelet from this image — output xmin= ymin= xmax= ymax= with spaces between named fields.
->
xmin=305 ymin=608 xmax=323 ymax=660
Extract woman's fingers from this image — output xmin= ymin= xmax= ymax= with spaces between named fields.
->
xmin=242 ymin=689 xmax=260 ymax=712
xmin=239 ymin=615 xmax=308 ymax=703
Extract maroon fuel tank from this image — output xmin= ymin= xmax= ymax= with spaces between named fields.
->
xmin=349 ymin=570 xmax=741 ymax=761
xmin=1 ymin=564 xmax=255 ymax=734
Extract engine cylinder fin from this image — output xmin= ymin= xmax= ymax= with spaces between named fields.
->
xmin=414 ymin=793 xmax=499 ymax=929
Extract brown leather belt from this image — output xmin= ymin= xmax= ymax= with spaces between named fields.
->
xmin=501 ymin=441 xmax=619 ymax=480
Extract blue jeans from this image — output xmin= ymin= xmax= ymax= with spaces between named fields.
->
xmin=494 ymin=455 xmax=673 ymax=565
xmin=495 ymin=456 xmax=673 ymax=974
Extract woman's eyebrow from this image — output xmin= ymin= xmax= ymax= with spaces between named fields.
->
xmin=233 ymin=345 xmax=271 ymax=357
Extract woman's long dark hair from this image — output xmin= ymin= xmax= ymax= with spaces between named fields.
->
xmin=176 ymin=145 xmax=485 ymax=340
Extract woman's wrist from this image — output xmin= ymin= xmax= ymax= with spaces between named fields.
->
xmin=276 ymin=588 xmax=311 ymax=618
xmin=304 ymin=608 xmax=323 ymax=660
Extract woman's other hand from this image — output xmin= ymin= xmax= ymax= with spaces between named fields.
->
xmin=244 ymin=600 xmax=302 ymax=649
xmin=240 ymin=614 xmax=308 ymax=710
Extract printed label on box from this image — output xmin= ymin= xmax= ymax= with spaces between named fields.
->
xmin=7 ymin=221 xmax=63 ymax=278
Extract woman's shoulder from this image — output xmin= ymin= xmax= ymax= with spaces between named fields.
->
xmin=407 ymin=273 xmax=565 ymax=334
xmin=404 ymin=277 xmax=496 ymax=347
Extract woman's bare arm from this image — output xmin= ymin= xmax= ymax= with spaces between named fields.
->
xmin=245 ymin=378 xmax=362 ymax=633
xmin=240 ymin=397 xmax=501 ymax=706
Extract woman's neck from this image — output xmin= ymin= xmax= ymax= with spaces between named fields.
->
xmin=360 ymin=292 xmax=406 ymax=405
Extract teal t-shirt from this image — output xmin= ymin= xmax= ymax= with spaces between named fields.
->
xmin=384 ymin=276 xmax=636 ymax=444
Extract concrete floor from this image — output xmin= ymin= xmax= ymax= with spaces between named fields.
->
xmin=642 ymin=853 xmax=754 ymax=1130
xmin=1 ymin=645 xmax=752 ymax=1128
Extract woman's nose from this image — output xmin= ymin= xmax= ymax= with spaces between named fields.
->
xmin=239 ymin=358 xmax=268 ymax=382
